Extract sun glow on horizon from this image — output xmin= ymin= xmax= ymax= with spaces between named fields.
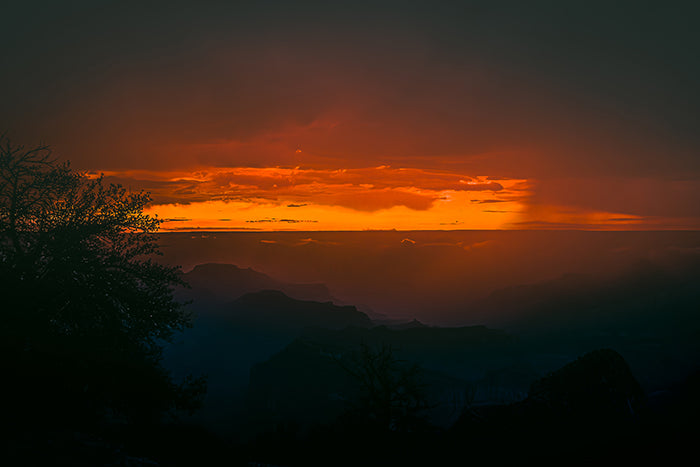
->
xmin=97 ymin=164 xmax=686 ymax=231
xmin=129 ymin=165 xmax=529 ymax=231
xmin=146 ymin=191 xmax=525 ymax=232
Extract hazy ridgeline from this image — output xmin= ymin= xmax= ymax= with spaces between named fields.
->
xmin=158 ymin=230 xmax=700 ymax=325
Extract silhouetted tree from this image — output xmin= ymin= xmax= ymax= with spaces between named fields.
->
xmin=528 ymin=348 xmax=646 ymax=420
xmin=0 ymin=135 xmax=204 ymax=425
xmin=334 ymin=342 xmax=431 ymax=433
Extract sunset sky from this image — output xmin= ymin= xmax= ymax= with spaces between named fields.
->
xmin=3 ymin=1 xmax=699 ymax=230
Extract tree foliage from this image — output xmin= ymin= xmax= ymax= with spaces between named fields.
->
xmin=0 ymin=135 xmax=203 ymax=425
xmin=334 ymin=342 xmax=431 ymax=432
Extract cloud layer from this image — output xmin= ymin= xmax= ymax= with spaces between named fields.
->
xmin=2 ymin=1 xmax=699 ymax=229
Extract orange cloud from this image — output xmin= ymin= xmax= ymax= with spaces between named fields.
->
xmin=95 ymin=165 xmax=700 ymax=231
xmin=104 ymin=166 xmax=520 ymax=212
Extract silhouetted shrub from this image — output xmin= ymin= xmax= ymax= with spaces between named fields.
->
xmin=0 ymin=135 xmax=204 ymax=426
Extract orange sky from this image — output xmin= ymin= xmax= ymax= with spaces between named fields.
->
xmin=99 ymin=165 xmax=667 ymax=231
xmin=142 ymin=167 xmax=527 ymax=231
xmin=4 ymin=2 xmax=700 ymax=231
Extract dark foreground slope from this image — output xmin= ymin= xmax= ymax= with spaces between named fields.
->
xmin=242 ymin=349 xmax=699 ymax=466
xmin=244 ymin=325 xmax=521 ymax=433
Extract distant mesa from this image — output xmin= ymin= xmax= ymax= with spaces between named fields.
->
xmin=164 ymin=280 xmax=372 ymax=419
xmin=228 ymin=289 xmax=373 ymax=330
xmin=179 ymin=262 xmax=334 ymax=304
xmin=179 ymin=263 xmax=372 ymax=330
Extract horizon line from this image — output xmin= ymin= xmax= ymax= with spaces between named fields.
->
xmin=156 ymin=228 xmax=700 ymax=234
